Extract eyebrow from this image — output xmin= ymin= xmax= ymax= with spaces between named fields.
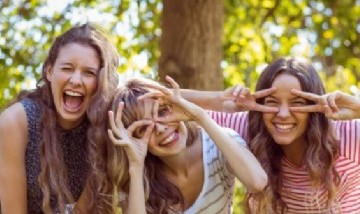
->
xmin=59 ymin=62 xmax=98 ymax=71
xmin=264 ymin=95 xmax=307 ymax=100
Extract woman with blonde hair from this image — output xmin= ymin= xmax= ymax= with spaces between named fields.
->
xmin=106 ymin=76 xmax=268 ymax=214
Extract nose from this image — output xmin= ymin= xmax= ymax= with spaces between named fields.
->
xmin=154 ymin=122 xmax=167 ymax=135
xmin=277 ymin=103 xmax=290 ymax=118
xmin=69 ymin=70 xmax=82 ymax=85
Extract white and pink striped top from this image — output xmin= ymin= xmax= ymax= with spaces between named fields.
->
xmin=208 ymin=111 xmax=360 ymax=214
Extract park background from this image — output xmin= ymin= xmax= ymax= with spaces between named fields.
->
xmin=0 ymin=0 xmax=359 ymax=213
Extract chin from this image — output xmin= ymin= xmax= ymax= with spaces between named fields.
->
xmin=273 ymin=138 xmax=294 ymax=146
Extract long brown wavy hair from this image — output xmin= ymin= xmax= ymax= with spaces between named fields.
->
xmin=244 ymin=57 xmax=340 ymax=213
xmin=12 ymin=24 xmax=119 ymax=213
xmin=107 ymin=78 xmax=198 ymax=214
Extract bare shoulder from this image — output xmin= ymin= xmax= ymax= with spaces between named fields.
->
xmin=0 ymin=102 xmax=28 ymax=151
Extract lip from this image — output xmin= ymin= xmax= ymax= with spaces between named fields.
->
xmin=64 ymin=89 xmax=85 ymax=96
xmin=62 ymin=89 xmax=86 ymax=113
xmin=64 ymin=89 xmax=84 ymax=97
xmin=159 ymin=130 xmax=179 ymax=147
xmin=273 ymin=123 xmax=296 ymax=133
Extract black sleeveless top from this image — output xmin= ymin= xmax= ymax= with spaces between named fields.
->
xmin=21 ymin=98 xmax=89 ymax=213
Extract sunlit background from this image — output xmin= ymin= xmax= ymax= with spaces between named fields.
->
xmin=1 ymin=1 xmax=360 ymax=212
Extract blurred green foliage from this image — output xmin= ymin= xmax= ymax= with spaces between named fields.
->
xmin=0 ymin=0 xmax=359 ymax=211
xmin=1 ymin=0 xmax=359 ymax=109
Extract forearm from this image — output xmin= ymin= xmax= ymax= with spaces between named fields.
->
xmin=127 ymin=167 xmax=146 ymax=214
xmin=197 ymin=112 xmax=267 ymax=193
xmin=180 ymin=89 xmax=224 ymax=111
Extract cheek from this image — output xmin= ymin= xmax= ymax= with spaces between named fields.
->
xmin=50 ymin=71 xmax=71 ymax=90
xmin=147 ymin=135 xmax=157 ymax=153
xmin=148 ymin=138 xmax=154 ymax=154
xmin=296 ymin=113 xmax=309 ymax=130
xmin=86 ymin=77 xmax=98 ymax=95
xmin=262 ymin=113 xmax=273 ymax=125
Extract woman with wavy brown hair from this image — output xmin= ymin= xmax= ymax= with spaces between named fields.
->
xmin=185 ymin=57 xmax=360 ymax=213
xmin=105 ymin=77 xmax=267 ymax=214
xmin=0 ymin=24 xmax=119 ymax=213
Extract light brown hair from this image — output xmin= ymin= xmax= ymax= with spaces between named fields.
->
xmin=245 ymin=57 xmax=340 ymax=213
xmin=13 ymin=23 xmax=119 ymax=213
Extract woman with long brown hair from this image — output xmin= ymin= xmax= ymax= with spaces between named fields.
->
xmin=185 ymin=57 xmax=360 ymax=213
xmin=105 ymin=77 xmax=267 ymax=214
xmin=0 ymin=24 xmax=119 ymax=213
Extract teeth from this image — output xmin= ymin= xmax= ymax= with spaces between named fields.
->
xmin=65 ymin=91 xmax=83 ymax=97
xmin=160 ymin=133 xmax=175 ymax=145
xmin=275 ymin=124 xmax=294 ymax=129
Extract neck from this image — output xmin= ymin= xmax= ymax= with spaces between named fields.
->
xmin=281 ymin=139 xmax=306 ymax=166
xmin=160 ymin=134 xmax=202 ymax=177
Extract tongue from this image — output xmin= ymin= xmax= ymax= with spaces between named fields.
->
xmin=64 ymin=95 xmax=83 ymax=108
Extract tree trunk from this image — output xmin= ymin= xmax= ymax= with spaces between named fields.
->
xmin=159 ymin=0 xmax=224 ymax=90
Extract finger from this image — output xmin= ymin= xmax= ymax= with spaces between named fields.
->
xmin=289 ymin=105 xmax=320 ymax=112
xmin=254 ymin=87 xmax=277 ymax=99
xmin=154 ymin=79 xmax=173 ymax=96
xmin=323 ymin=105 xmax=336 ymax=119
xmin=127 ymin=120 xmax=154 ymax=134
xmin=238 ymin=87 xmax=249 ymax=99
xmin=115 ymin=102 xmax=125 ymax=127
xmin=326 ymin=94 xmax=339 ymax=112
xmin=108 ymin=111 xmax=122 ymax=138
xmin=153 ymin=98 xmax=160 ymax=120
xmin=108 ymin=130 xmax=129 ymax=146
xmin=165 ymin=75 xmax=180 ymax=96
xmin=142 ymin=98 xmax=154 ymax=120
xmin=232 ymin=87 xmax=247 ymax=103
xmin=138 ymin=91 xmax=165 ymax=101
xmin=232 ymin=85 xmax=243 ymax=97
xmin=290 ymin=89 xmax=319 ymax=102
xmin=141 ymin=123 xmax=155 ymax=141
xmin=140 ymin=81 xmax=168 ymax=92
xmin=155 ymin=115 xmax=178 ymax=123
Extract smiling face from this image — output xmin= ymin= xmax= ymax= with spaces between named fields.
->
xmin=262 ymin=73 xmax=309 ymax=147
xmin=133 ymin=98 xmax=188 ymax=158
xmin=46 ymin=43 xmax=100 ymax=129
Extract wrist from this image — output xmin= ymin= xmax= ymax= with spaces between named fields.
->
xmin=194 ymin=109 xmax=210 ymax=126
xmin=129 ymin=165 xmax=144 ymax=176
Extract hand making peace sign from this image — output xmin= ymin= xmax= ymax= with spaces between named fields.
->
xmin=290 ymin=89 xmax=360 ymax=120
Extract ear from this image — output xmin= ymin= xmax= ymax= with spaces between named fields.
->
xmin=45 ymin=65 xmax=53 ymax=82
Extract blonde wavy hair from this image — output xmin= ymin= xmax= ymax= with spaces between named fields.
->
xmin=106 ymin=78 xmax=199 ymax=214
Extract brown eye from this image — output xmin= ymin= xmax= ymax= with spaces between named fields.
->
xmin=61 ymin=67 xmax=72 ymax=72
xmin=158 ymin=105 xmax=170 ymax=117
xmin=264 ymin=98 xmax=278 ymax=106
xmin=134 ymin=126 xmax=147 ymax=138
xmin=292 ymin=101 xmax=306 ymax=107
xmin=291 ymin=98 xmax=307 ymax=107
xmin=84 ymin=70 xmax=97 ymax=76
